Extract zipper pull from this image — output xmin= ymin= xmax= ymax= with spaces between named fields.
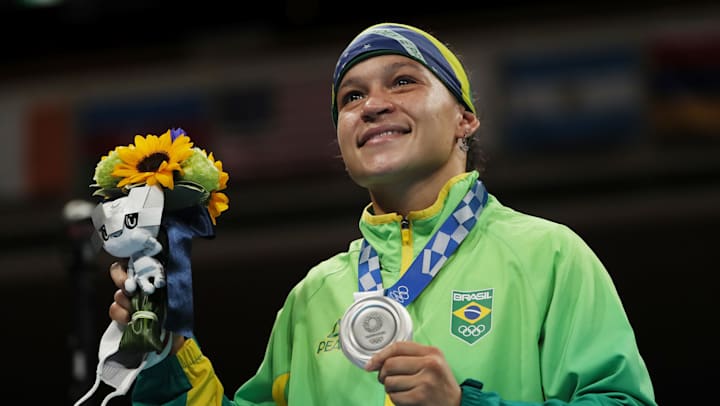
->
xmin=401 ymin=217 xmax=410 ymax=246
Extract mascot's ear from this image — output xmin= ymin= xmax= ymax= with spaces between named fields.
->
xmin=144 ymin=185 xmax=165 ymax=210
xmin=91 ymin=200 xmax=107 ymax=233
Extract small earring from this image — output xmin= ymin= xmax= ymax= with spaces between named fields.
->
xmin=459 ymin=134 xmax=469 ymax=152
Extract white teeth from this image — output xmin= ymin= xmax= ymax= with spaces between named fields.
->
xmin=361 ymin=130 xmax=401 ymax=146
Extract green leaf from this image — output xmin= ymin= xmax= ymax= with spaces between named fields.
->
xmin=163 ymin=181 xmax=210 ymax=210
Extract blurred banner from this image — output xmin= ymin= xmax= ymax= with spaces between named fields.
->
xmin=499 ymin=46 xmax=643 ymax=152
xmin=648 ymin=29 xmax=720 ymax=141
xmin=25 ymin=102 xmax=72 ymax=198
xmin=76 ymin=90 xmax=212 ymax=186
xmin=0 ymin=99 xmax=26 ymax=200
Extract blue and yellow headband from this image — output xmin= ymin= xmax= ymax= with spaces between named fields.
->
xmin=331 ymin=22 xmax=476 ymax=126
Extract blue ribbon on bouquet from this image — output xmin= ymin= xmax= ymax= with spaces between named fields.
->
xmin=162 ymin=205 xmax=215 ymax=337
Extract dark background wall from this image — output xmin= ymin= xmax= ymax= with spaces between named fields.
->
xmin=0 ymin=1 xmax=718 ymax=404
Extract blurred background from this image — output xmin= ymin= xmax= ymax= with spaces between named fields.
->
xmin=1 ymin=0 xmax=718 ymax=404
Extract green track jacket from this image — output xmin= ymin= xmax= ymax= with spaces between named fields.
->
xmin=133 ymin=171 xmax=657 ymax=405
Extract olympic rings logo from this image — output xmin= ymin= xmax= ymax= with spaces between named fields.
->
xmin=386 ymin=285 xmax=410 ymax=303
xmin=457 ymin=324 xmax=485 ymax=337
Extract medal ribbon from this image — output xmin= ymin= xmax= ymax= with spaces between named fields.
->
xmin=357 ymin=180 xmax=488 ymax=306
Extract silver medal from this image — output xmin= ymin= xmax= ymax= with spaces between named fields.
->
xmin=339 ymin=291 xmax=413 ymax=368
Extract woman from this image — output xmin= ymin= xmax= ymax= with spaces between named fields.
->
xmin=109 ymin=22 xmax=657 ymax=406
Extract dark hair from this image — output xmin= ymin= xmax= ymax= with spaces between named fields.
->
xmin=465 ymin=132 xmax=486 ymax=173
xmin=464 ymin=116 xmax=487 ymax=175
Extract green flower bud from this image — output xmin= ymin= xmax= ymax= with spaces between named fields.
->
xmin=93 ymin=149 xmax=123 ymax=189
xmin=180 ymin=148 xmax=220 ymax=192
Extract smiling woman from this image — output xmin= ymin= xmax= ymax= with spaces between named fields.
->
xmin=97 ymin=21 xmax=658 ymax=406
xmin=1 ymin=3 xmax=717 ymax=403
xmin=333 ymin=53 xmax=477 ymax=207
xmin=331 ymin=23 xmax=480 ymax=213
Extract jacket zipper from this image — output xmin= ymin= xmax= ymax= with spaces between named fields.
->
xmin=401 ymin=217 xmax=410 ymax=245
xmin=400 ymin=217 xmax=412 ymax=275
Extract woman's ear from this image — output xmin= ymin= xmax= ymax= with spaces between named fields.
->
xmin=456 ymin=109 xmax=480 ymax=139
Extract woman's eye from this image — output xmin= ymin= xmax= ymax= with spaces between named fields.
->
xmin=395 ymin=77 xmax=415 ymax=87
xmin=341 ymin=91 xmax=364 ymax=105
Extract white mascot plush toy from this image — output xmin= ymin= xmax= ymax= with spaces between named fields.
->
xmin=93 ymin=185 xmax=166 ymax=296
xmin=75 ymin=184 xmax=172 ymax=406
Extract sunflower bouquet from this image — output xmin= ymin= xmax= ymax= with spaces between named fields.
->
xmin=90 ymin=127 xmax=229 ymax=353
xmin=92 ymin=128 xmax=229 ymax=223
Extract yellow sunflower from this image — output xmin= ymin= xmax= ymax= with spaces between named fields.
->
xmin=207 ymin=192 xmax=229 ymax=225
xmin=206 ymin=152 xmax=230 ymax=225
xmin=209 ymin=152 xmax=229 ymax=191
xmin=112 ymin=130 xmax=194 ymax=190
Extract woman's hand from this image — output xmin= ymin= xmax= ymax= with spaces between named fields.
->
xmin=365 ymin=341 xmax=462 ymax=406
xmin=108 ymin=260 xmax=132 ymax=324
xmin=108 ymin=260 xmax=185 ymax=354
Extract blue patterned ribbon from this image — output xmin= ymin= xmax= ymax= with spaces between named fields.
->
xmin=358 ymin=180 xmax=488 ymax=306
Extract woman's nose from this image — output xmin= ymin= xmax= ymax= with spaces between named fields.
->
xmin=361 ymin=91 xmax=394 ymax=121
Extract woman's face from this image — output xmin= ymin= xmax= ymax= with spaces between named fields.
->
xmin=335 ymin=54 xmax=467 ymax=189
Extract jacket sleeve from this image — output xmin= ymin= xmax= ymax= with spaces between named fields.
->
xmin=132 ymin=338 xmax=233 ymax=406
xmin=132 ymin=287 xmax=299 ymax=406
xmin=461 ymin=226 xmax=657 ymax=406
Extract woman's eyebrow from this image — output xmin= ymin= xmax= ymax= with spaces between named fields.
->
xmin=339 ymin=61 xmax=422 ymax=91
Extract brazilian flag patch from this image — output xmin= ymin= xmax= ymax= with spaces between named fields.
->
xmin=451 ymin=289 xmax=493 ymax=344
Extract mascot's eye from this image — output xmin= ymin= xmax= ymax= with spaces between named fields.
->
xmin=99 ymin=225 xmax=109 ymax=241
xmin=125 ymin=213 xmax=139 ymax=229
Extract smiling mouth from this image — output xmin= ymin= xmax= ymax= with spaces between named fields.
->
xmin=359 ymin=129 xmax=410 ymax=147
